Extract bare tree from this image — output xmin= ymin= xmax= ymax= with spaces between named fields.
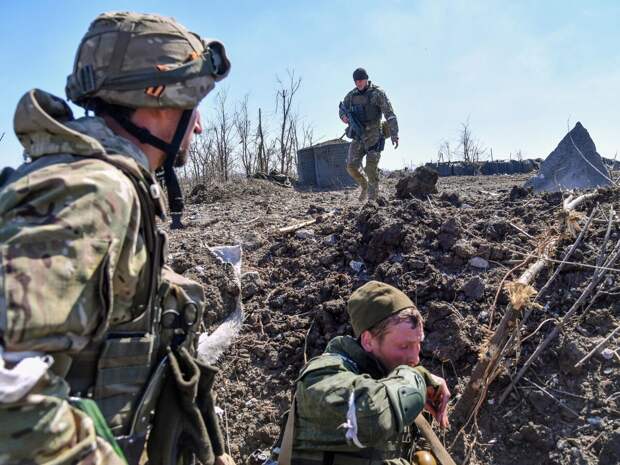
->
xmin=437 ymin=140 xmax=452 ymax=163
xmin=300 ymin=121 xmax=314 ymax=149
xmin=255 ymin=107 xmax=269 ymax=173
xmin=275 ymin=70 xmax=302 ymax=175
xmin=186 ymin=130 xmax=216 ymax=186
xmin=235 ymin=95 xmax=254 ymax=176
xmin=458 ymin=119 xmax=486 ymax=163
xmin=212 ymin=89 xmax=235 ymax=181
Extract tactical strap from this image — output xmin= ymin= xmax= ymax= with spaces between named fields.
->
xmin=96 ymin=154 xmax=162 ymax=326
xmin=67 ymin=50 xmax=218 ymax=100
xmin=278 ymin=394 xmax=296 ymax=465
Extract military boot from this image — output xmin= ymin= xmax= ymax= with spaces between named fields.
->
xmin=170 ymin=213 xmax=185 ymax=230
xmin=367 ymin=184 xmax=379 ymax=201
xmin=358 ymin=186 xmax=368 ymax=202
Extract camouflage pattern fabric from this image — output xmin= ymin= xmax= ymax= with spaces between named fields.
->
xmin=67 ymin=12 xmax=230 ymax=110
xmin=0 ymin=362 xmax=125 ymax=465
xmin=291 ymin=336 xmax=428 ymax=464
xmin=339 ymin=83 xmax=398 ymax=199
xmin=1 ymin=90 xmax=156 ymax=353
xmin=0 ymin=88 xmax=203 ymax=463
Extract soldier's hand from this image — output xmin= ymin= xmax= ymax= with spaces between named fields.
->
xmin=424 ymin=373 xmax=450 ymax=429
xmin=215 ymin=454 xmax=237 ymax=465
xmin=341 ymin=115 xmax=349 ymax=124
xmin=392 ymin=136 xmax=399 ymax=149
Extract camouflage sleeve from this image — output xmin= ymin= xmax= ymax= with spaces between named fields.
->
xmin=0 ymin=158 xmax=147 ymax=352
xmin=0 ymin=358 xmax=125 ymax=464
xmin=339 ymin=91 xmax=353 ymax=119
xmin=296 ymin=361 xmax=426 ymax=447
xmin=374 ymin=88 xmax=399 ymax=138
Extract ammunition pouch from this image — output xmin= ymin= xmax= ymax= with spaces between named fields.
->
xmin=367 ymin=136 xmax=385 ymax=153
xmin=148 ymin=347 xmax=225 ymax=465
xmin=381 ymin=121 xmax=391 ymax=139
xmin=351 ymin=91 xmax=381 ymax=125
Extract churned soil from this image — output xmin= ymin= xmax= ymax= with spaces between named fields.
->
xmin=166 ymin=171 xmax=620 ymax=465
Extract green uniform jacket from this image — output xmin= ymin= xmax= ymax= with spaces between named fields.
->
xmin=293 ymin=336 xmax=434 ymax=463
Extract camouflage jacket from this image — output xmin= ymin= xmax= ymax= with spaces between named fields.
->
xmin=339 ymin=82 xmax=399 ymax=138
xmin=0 ymin=90 xmax=204 ymax=352
xmin=292 ymin=336 xmax=430 ymax=463
xmin=0 ymin=88 xmax=212 ymax=463
xmin=0 ymin=89 xmax=169 ymax=354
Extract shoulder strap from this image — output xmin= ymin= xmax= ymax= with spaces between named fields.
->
xmin=89 ymin=152 xmax=166 ymax=334
xmin=278 ymin=394 xmax=296 ymax=465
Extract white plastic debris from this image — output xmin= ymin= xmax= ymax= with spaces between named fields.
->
xmin=601 ymin=348 xmax=614 ymax=360
xmin=587 ymin=416 xmax=603 ymax=427
xmin=349 ymin=260 xmax=364 ymax=273
xmin=469 ymin=257 xmax=490 ymax=269
xmin=197 ymin=245 xmax=244 ymax=365
xmin=295 ymin=229 xmax=315 ymax=240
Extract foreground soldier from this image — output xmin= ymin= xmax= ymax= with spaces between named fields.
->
xmin=0 ymin=12 xmax=232 ymax=465
xmin=339 ymin=68 xmax=399 ymax=201
xmin=279 ymin=281 xmax=450 ymax=465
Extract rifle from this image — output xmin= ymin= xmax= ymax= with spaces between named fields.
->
xmin=339 ymin=101 xmax=363 ymax=142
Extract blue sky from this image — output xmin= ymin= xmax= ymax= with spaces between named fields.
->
xmin=1 ymin=0 xmax=619 ymax=170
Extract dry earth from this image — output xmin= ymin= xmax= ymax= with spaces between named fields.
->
xmin=165 ymin=172 xmax=620 ymax=465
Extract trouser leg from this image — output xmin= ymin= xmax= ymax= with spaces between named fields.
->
xmin=365 ymin=150 xmax=381 ymax=199
xmin=346 ymin=140 xmax=368 ymax=196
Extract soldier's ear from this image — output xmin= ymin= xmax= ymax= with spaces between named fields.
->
xmin=360 ymin=330 xmax=375 ymax=352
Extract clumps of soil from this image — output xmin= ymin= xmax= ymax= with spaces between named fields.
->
xmin=395 ymin=165 xmax=439 ymax=198
xmin=188 ymin=177 xmax=290 ymax=204
xmin=169 ymin=242 xmax=239 ymax=327
xmin=166 ymin=173 xmax=620 ymax=465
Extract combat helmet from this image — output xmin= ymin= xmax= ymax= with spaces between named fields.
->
xmin=66 ymin=11 xmax=230 ymax=188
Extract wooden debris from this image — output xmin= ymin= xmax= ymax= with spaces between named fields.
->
xmin=278 ymin=211 xmax=335 ymax=234
xmin=497 ymin=238 xmax=620 ymax=404
xmin=453 ymin=192 xmax=597 ymax=424
xmin=414 ymin=415 xmax=458 ymax=465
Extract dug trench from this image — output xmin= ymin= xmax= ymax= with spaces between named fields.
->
xmin=166 ymin=172 xmax=619 ymax=465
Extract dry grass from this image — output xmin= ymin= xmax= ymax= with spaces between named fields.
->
xmin=504 ymin=281 xmax=538 ymax=311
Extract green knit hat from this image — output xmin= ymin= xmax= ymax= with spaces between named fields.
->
xmin=347 ymin=281 xmax=416 ymax=337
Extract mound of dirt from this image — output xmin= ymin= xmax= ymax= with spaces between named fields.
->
xmin=166 ymin=174 xmax=619 ymax=465
xmin=395 ymin=165 xmax=439 ymax=198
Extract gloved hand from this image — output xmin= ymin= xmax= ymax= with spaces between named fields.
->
xmin=392 ymin=135 xmax=399 ymax=149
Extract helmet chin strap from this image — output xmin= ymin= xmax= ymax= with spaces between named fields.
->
xmin=110 ymin=108 xmax=194 ymax=216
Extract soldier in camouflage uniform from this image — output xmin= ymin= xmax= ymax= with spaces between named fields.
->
xmin=0 ymin=12 xmax=232 ymax=465
xmin=339 ymin=68 xmax=399 ymax=201
xmin=279 ymin=281 xmax=450 ymax=465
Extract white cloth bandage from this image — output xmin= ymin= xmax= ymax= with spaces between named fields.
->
xmin=338 ymin=390 xmax=365 ymax=448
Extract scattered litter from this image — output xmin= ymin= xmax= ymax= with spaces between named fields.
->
xmin=587 ymin=417 xmax=603 ymax=427
xmin=349 ymin=260 xmax=365 ymax=273
xmin=295 ymin=228 xmax=315 ymax=240
xmin=469 ymin=257 xmax=490 ymax=269
xmin=601 ymin=348 xmax=614 ymax=360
